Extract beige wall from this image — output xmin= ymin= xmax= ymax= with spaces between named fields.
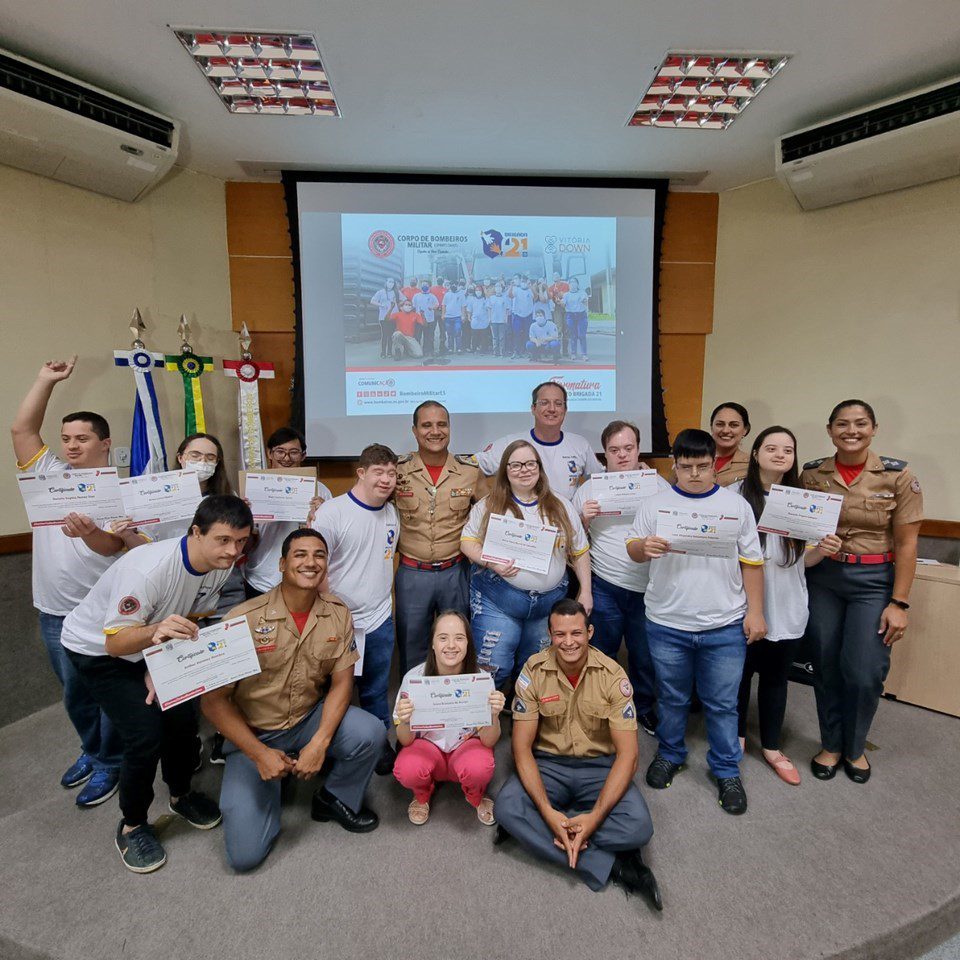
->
xmin=0 ymin=164 xmax=236 ymax=535
xmin=705 ymin=176 xmax=960 ymax=521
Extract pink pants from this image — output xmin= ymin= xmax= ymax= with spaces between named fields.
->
xmin=393 ymin=737 xmax=495 ymax=807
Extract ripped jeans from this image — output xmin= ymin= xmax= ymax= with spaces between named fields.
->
xmin=469 ymin=566 xmax=568 ymax=688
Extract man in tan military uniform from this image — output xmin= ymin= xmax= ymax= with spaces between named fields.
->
xmin=494 ymin=598 xmax=661 ymax=910
xmin=395 ymin=400 xmax=479 ymax=673
xmin=201 ymin=529 xmax=385 ymax=871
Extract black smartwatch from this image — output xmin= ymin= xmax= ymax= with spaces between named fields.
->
xmin=889 ymin=599 xmax=910 ymax=611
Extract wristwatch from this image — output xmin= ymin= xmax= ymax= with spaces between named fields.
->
xmin=889 ymin=599 xmax=910 ymax=611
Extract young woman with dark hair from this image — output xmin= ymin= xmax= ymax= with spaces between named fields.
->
xmin=461 ymin=439 xmax=591 ymax=687
xmin=733 ymin=427 xmax=841 ymax=785
xmin=393 ymin=611 xmax=506 ymax=825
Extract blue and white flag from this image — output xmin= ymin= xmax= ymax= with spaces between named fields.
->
xmin=114 ymin=349 xmax=167 ymax=475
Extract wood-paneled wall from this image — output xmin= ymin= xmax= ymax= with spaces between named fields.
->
xmin=224 ymin=183 xmax=718 ymax=489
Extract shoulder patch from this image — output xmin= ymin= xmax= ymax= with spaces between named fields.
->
xmin=455 ymin=453 xmax=479 ymax=466
xmin=117 ymin=596 xmax=141 ymax=616
xmin=512 ymin=697 xmax=527 ymax=713
xmin=397 ymin=453 xmax=414 ymax=465
xmin=802 ymin=458 xmax=827 ymax=470
xmin=880 ymin=457 xmax=907 ymax=471
xmin=622 ymin=703 xmax=636 ymax=720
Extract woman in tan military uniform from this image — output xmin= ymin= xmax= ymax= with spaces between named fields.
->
xmin=710 ymin=402 xmax=752 ymax=486
xmin=801 ymin=400 xmax=923 ymax=784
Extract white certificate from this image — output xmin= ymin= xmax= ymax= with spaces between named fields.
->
xmin=243 ymin=472 xmax=316 ymax=522
xmin=17 ymin=467 xmax=125 ymax=528
xmin=119 ymin=469 xmax=203 ymax=527
xmin=480 ymin=513 xmax=558 ymax=575
xmin=590 ymin=470 xmax=660 ymax=516
xmin=142 ymin=616 xmax=261 ymax=711
xmin=406 ymin=672 xmax=495 ymax=731
xmin=757 ymin=484 xmax=843 ymax=541
xmin=655 ymin=506 xmax=739 ymax=559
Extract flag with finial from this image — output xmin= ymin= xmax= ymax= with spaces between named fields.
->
xmin=113 ymin=308 xmax=168 ymax=475
xmin=222 ymin=321 xmax=275 ymax=470
xmin=164 ymin=314 xmax=214 ymax=434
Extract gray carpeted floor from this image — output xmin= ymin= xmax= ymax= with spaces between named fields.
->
xmin=1 ymin=682 xmax=958 ymax=960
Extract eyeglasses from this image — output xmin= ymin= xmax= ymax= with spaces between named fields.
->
xmin=183 ymin=452 xmax=218 ymax=464
xmin=675 ymin=462 xmax=714 ymax=475
xmin=271 ymin=447 xmax=304 ymax=462
xmin=506 ymin=460 xmax=539 ymax=473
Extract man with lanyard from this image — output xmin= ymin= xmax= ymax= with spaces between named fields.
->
xmin=203 ymin=528 xmax=384 ymax=871
xmin=11 ymin=356 xmax=141 ymax=806
xmin=394 ymin=401 xmax=479 ymax=675
xmin=476 ymin=381 xmax=602 ymax=502
xmin=494 ymin=598 xmax=661 ymax=911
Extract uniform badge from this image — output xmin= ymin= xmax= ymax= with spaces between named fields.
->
xmin=540 ymin=694 xmax=561 ymax=703
xmin=396 ymin=490 xmax=415 ymax=497
xmin=623 ymin=703 xmax=636 ymax=720
xmin=117 ymin=596 xmax=141 ymax=616
xmin=619 ymin=679 xmax=633 ymax=698
xmin=516 ymin=671 xmax=532 ymax=690
xmin=513 ymin=697 xmax=526 ymax=713
xmin=451 ymin=487 xmax=472 ymax=497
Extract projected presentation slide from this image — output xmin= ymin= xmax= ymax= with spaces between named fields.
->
xmin=289 ymin=176 xmax=665 ymax=457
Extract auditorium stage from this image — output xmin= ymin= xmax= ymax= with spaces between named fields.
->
xmin=1 ymin=684 xmax=957 ymax=960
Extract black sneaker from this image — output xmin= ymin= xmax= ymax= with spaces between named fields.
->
xmin=717 ymin=776 xmax=748 ymax=815
xmin=169 ymin=791 xmax=222 ymax=830
xmin=638 ymin=709 xmax=658 ymax=738
xmin=611 ymin=850 xmax=663 ymax=912
xmin=115 ymin=821 xmax=166 ymax=874
xmin=645 ymin=753 xmax=684 ymax=789
xmin=374 ymin=740 xmax=396 ymax=776
xmin=209 ymin=733 xmax=225 ymax=765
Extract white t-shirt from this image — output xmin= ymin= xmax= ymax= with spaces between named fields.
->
xmin=393 ymin=662 xmax=481 ymax=753
xmin=312 ymin=491 xmax=398 ymax=633
xmin=462 ymin=495 xmax=588 ymax=593
xmin=18 ymin=446 xmax=119 ymax=616
xmin=59 ymin=536 xmax=232 ymax=662
xmin=730 ymin=481 xmax=809 ymax=641
xmin=243 ymin=480 xmax=333 ymax=594
xmin=476 ymin=428 xmax=602 ymax=501
xmin=628 ymin=484 xmax=763 ymax=631
xmin=573 ymin=471 xmax=671 ymax=593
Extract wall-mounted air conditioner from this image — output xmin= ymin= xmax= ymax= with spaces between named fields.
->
xmin=776 ymin=77 xmax=960 ymax=210
xmin=0 ymin=48 xmax=180 ymax=202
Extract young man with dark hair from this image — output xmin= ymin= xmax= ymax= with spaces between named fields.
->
xmin=494 ymin=598 xmax=660 ymax=910
xmin=203 ymin=528 xmax=384 ymax=871
xmin=10 ymin=357 xmax=140 ymax=806
xmin=312 ymin=444 xmax=399 ymax=774
xmin=476 ymin=382 xmax=601 ymax=501
xmin=242 ymin=426 xmax=332 ymax=600
xmin=394 ymin=402 xmax=479 ymax=674
xmin=627 ymin=429 xmax=766 ymax=815
xmin=59 ymin=495 xmax=253 ymax=873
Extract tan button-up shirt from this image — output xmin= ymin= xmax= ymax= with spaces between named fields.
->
xmin=715 ymin=446 xmax=750 ymax=487
xmin=395 ymin=451 xmax=479 ymax=562
xmin=512 ymin=647 xmax=638 ymax=757
xmin=224 ymin=586 xmax=358 ymax=731
xmin=801 ymin=450 xmax=924 ymax=554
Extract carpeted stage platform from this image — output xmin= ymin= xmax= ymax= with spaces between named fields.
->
xmin=1 ymin=684 xmax=958 ymax=960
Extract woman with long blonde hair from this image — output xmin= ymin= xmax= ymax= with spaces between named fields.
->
xmin=461 ymin=439 xmax=591 ymax=686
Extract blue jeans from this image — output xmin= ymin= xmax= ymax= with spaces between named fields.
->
xmin=356 ymin=616 xmax=395 ymax=728
xmin=646 ymin=617 xmax=746 ymax=779
xmin=566 ymin=313 xmax=588 ymax=355
xmin=589 ymin=576 xmax=655 ymax=714
xmin=39 ymin=613 xmax=121 ymax=771
xmin=469 ymin=567 xmax=567 ymax=687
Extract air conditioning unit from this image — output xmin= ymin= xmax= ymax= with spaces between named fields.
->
xmin=776 ymin=77 xmax=960 ymax=210
xmin=0 ymin=48 xmax=180 ymax=202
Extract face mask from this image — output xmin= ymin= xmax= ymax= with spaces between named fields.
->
xmin=421 ymin=284 xmax=429 ymax=292
xmin=183 ymin=461 xmax=216 ymax=482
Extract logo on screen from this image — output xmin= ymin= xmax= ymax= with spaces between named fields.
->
xmin=481 ymin=230 xmax=504 ymax=258
xmin=368 ymin=230 xmax=395 ymax=258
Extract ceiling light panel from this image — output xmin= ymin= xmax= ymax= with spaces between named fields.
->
xmin=628 ymin=52 xmax=789 ymax=130
xmin=171 ymin=28 xmax=339 ymax=116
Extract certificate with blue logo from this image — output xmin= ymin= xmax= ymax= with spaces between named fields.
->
xmin=242 ymin=471 xmax=317 ymax=523
xmin=480 ymin=513 xmax=558 ymax=575
xmin=590 ymin=469 xmax=660 ymax=516
xmin=143 ymin=616 xmax=260 ymax=711
xmin=119 ymin=469 xmax=203 ymax=527
xmin=655 ymin=506 xmax=739 ymax=559
xmin=757 ymin=484 xmax=843 ymax=541
xmin=406 ymin=672 xmax=495 ymax=731
xmin=17 ymin=467 xmax=125 ymax=527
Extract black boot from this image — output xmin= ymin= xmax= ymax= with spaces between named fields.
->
xmin=611 ymin=849 xmax=663 ymax=912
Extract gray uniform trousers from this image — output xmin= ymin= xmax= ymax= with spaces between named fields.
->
xmin=805 ymin=560 xmax=895 ymax=759
xmin=494 ymin=752 xmax=653 ymax=891
xmin=395 ymin=560 xmax=470 ymax=675
xmin=220 ymin=700 xmax=385 ymax=871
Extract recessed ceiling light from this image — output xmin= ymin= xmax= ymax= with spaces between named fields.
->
xmin=627 ymin=51 xmax=789 ymax=130
xmin=171 ymin=28 xmax=340 ymax=116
